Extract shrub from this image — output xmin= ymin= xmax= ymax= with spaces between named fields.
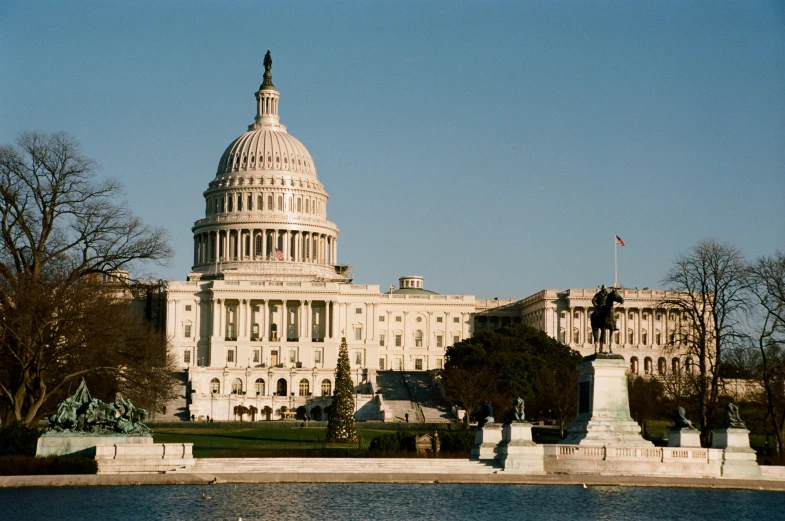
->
xmin=368 ymin=431 xmax=416 ymax=454
xmin=438 ymin=430 xmax=475 ymax=454
xmin=0 ymin=455 xmax=97 ymax=476
xmin=0 ymin=422 xmax=42 ymax=456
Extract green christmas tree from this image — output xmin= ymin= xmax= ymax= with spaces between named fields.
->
xmin=326 ymin=337 xmax=358 ymax=442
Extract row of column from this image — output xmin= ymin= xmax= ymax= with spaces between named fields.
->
xmin=193 ymin=229 xmax=336 ymax=266
xmin=564 ymin=306 xmax=682 ymax=346
xmin=211 ymin=299 xmax=339 ymax=343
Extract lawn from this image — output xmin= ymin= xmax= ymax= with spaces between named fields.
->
xmin=152 ymin=426 xmax=414 ymax=458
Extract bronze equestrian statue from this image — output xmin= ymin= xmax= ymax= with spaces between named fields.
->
xmin=590 ymin=285 xmax=624 ymax=354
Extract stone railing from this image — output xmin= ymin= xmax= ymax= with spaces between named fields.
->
xmin=546 ymin=444 xmax=717 ymax=463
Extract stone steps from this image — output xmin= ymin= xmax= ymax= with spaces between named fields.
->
xmin=171 ymin=457 xmax=499 ymax=474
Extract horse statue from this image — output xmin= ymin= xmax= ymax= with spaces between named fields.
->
xmin=590 ymin=285 xmax=624 ymax=354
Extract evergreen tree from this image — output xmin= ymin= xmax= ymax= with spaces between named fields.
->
xmin=326 ymin=337 xmax=358 ymax=442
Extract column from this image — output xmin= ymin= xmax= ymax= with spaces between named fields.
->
xmin=333 ymin=238 xmax=337 ymax=265
xmin=331 ymin=301 xmax=339 ymax=339
xmin=283 ymin=300 xmax=288 ymax=341
xmin=262 ymin=300 xmax=269 ymax=340
xmin=194 ymin=299 xmax=201 ymax=343
xmin=238 ymin=299 xmax=245 ymax=340
xmin=214 ymin=231 xmax=220 ymax=262
xmin=426 ymin=311 xmax=432 ymax=349
xmin=212 ymin=299 xmax=221 ymax=338
xmin=250 ymin=230 xmax=255 ymax=260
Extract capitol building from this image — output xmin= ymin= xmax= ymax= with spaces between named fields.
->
xmin=165 ymin=55 xmax=685 ymax=422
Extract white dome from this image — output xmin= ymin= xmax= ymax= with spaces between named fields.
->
xmin=217 ymin=129 xmax=317 ymax=177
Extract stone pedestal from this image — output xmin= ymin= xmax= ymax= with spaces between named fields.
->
xmin=36 ymin=433 xmax=153 ymax=457
xmin=667 ymin=427 xmax=702 ymax=447
xmin=470 ymin=422 xmax=503 ymax=461
xmin=496 ymin=422 xmax=545 ymax=473
xmin=560 ymin=354 xmax=652 ymax=447
xmin=711 ymin=427 xmax=761 ymax=478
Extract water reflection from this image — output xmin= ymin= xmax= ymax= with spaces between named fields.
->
xmin=1 ymin=483 xmax=783 ymax=521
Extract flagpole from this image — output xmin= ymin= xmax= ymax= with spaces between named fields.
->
xmin=614 ymin=232 xmax=618 ymax=288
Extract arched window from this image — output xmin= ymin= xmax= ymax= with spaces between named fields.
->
xmin=658 ymin=357 xmax=666 ymax=376
xmin=237 ymin=195 xmax=243 ymax=211
xmin=297 ymin=198 xmax=301 ymax=212
xmin=255 ymin=378 xmax=265 ymax=396
xmin=685 ymin=358 xmax=695 ymax=373
xmin=231 ymin=378 xmax=243 ymax=394
xmin=258 ymin=195 xmax=263 ymax=210
xmin=587 ymin=328 xmax=593 ymax=344
xmin=244 ymin=235 xmax=250 ymax=257
xmin=247 ymin=195 xmax=252 ymax=210
xmin=559 ymin=329 xmax=566 ymax=343
xmin=277 ymin=196 xmax=282 ymax=211
xmin=414 ymin=330 xmax=423 ymax=347
xmin=627 ymin=329 xmax=634 ymax=344
xmin=573 ymin=328 xmax=580 ymax=344
xmin=672 ymin=358 xmax=681 ymax=374
xmin=227 ymin=197 xmax=234 ymax=212
xmin=321 ymin=379 xmax=331 ymax=396
xmin=614 ymin=331 xmax=620 ymax=344
xmin=655 ymin=330 xmax=661 ymax=345
xmin=288 ymin=197 xmax=292 ymax=212
xmin=630 ymin=357 xmax=639 ymax=374
xmin=641 ymin=330 xmax=648 ymax=346
xmin=255 ymin=235 xmax=262 ymax=256
xmin=644 ymin=357 xmax=652 ymax=375
xmin=267 ymin=195 xmax=273 ymax=210
xmin=276 ymin=378 xmax=287 ymax=396
xmin=210 ymin=378 xmax=220 ymax=394
xmin=299 ymin=379 xmax=310 ymax=396
xmin=306 ymin=199 xmax=310 ymax=214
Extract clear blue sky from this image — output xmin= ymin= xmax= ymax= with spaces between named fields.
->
xmin=1 ymin=1 xmax=783 ymax=299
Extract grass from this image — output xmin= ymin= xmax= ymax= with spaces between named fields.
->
xmin=152 ymin=426 xmax=414 ymax=458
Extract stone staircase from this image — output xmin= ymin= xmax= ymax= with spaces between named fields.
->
xmin=169 ymin=457 xmax=499 ymax=475
xmin=149 ymin=371 xmax=190 ymax=422
xmin=401 ymin=372 xmax=453 ymax=423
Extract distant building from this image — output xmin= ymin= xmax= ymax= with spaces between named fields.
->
xmin=474 ymin=288 xmax=691 ymax=378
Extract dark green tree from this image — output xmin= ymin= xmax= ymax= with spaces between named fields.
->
xmin=444 ymin=324 xmax=581 ymax=426
xmin=326 ymin=337 xmax=357 ymax=442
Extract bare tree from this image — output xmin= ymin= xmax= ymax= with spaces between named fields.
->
xmin=661 ymin=239 xmax=748 ymax=444
xmin=0 ymin=131 xmax=174 ymax=425
xmin=442 ymin=367 xmax=496 ymax=428
xmin=747 ymin=252 xmax=785 ymax=454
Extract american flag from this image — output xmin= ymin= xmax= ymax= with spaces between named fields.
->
xmin=615 ymin=235 xmax=625 ymax=247
xmin=274 ymin=249 xmax=284 ymax=260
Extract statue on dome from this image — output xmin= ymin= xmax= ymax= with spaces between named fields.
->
xmin=264 ymin=50 xmax=273 ymax=73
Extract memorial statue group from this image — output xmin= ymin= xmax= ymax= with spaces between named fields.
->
xmin=46 ymin=379 xmax=150 ymax=435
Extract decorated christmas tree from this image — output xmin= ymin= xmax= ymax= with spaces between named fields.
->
xmin=326 ymin=337 xmax=358 ymax=442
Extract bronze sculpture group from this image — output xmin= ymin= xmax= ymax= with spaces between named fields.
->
xmin=46 ymin=379 xmax=150 ymax=435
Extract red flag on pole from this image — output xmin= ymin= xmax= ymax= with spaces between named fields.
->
xmin=615 ymin=235 xmax=625 ymax=247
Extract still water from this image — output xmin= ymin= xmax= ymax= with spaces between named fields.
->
xmin=1 ymin=483 xmax=783 ymax=521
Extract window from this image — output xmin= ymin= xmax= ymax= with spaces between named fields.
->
xmin=573 ymin=328 xmax=580 ymax=344
xmin=436 ymin=358 xmax=443 ymax=369
xmin=656 ymin=313 xmax=662 ymax=321
xmin=299 ymin=379 xmax=310 ymax=396
xmin=231 ymin=378 xmax=243 ymax=394
xmin=658 ymin=358 xmax=666 ymax=376
xmin=289 ymin=349 xmax=297 ymax=363
xmin=237 ymin=196 xmax=243 ymax=211
xmin=395 ymin=316 xmax=402 ymax=322
xmin=210 ymin=378 xmax=220 ymax=394
xmin=672 ymin=358 xmax=681 ymax=374
xmin=453 ymin=317 xmax=460 ymax=323
xmin=185 ymin=305 xmax=192 ymax=311
xmin=183 ymin=350 xmax=191 ymax=364
xmin=414 ymin=330 xmax=423 ymax=347
xmin=355 ymin=351 xmax=363 ymax=365
xmin=630 ymin=357 xmax=639 ymax=374
xmin=436 ymin=317 xmax=443 ymax=323
xmin=321 ymin=379 xmax=331 ymax=396
xmin=415 ymin=359 xmax=423 ymax=370
xmin=416 ymin=316 xmax=422 ymax=323
xmin=574 ymin=311 xmax=579 ymax=319
xmin=314 ymin=350 xmax=322 ymax=364
xmin=253 ymin=350 xmax=260 ymax=363
xmin=644 ymin=357 xmax=652 ymax=375
xmin=355 ymin=307 xmax=362 ymax=314
xmin=641 ymin=331 xmax=648 ymax=345
xmin=227 ymin=350 xmax=234 ymax=363
xmin=248 ymin=195 xmax=252 ymax=210
xmin=255 ymin=378 xmax=265 ymax=396
xmin=355 ymin=327 xmax=362 ymax=340
xmin=436 ymin=335 xmax=443 ymax=348
xmin=379 ymin=316 xmax=385 ymax=322
xmin=655 ymin=331 xmax=661 ymax=345
xmin=614 ymin=331 xmax=620 ymax=344
xmin=379 ymin=334 xmax=385 ymax=347
xmin=184 ymin=324 xmax=192 ymax=338
xmin=627 ymin=330 xmax=634 ymax=344
xmin=277 ymin=196 xmax=282 ymax=210
xmin=395 ymin=334 xmax=402 ymax=347
xmin=267 ymin=195 xmax=273 ymax=210
xmin=379 ymin=358 xmax=385 ymax=370
xmin=228 ymin=197 xmax=233 ymax=212
xmin=453 ymin=335 xmax=460 ymax=344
